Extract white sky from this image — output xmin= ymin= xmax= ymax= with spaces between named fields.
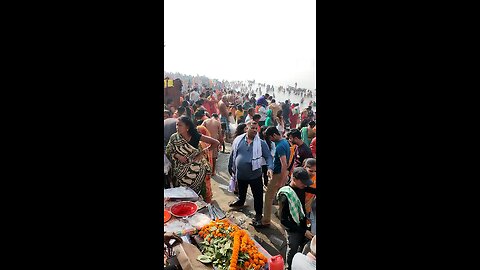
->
xmin=164 ymin=0 xmax=316 ymax=90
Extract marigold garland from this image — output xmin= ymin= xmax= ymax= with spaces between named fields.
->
xmin=230 ymin=231 xmax=241 ymax=270
xmin=198 ymin=220 xmax=267 ymax=270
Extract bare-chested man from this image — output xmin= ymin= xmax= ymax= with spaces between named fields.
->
xmin=218 ymin=97 xmax=231 ymax=141
xmin=202 ymin=113 xmax=222 ymax=175
xmin=268 ymin=99 xmax=281 ymax=124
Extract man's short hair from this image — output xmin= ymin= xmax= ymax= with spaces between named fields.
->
xmin=289 ymin=129 xmax=302 ymax=139
xmin=265 ymin=126 xmax=280 ymax=137
xmin=303 ymin=158 xmax=316 ymax=168
xmin=212 ymin=113 xmax=218 ymax=118
xmin=247 ymin=120 xmax=258 ymax=127
xmin=253 ymin=114 xmax=261 ymax=121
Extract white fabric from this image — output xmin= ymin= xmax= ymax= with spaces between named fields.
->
xmin=190 ymin=91 xmax=200 ymax=102
xmin=251 ymin=134 xmax=263 ymax=171
xmin=270 ymin=141 xmax=276 ymax=158
xmin=292 ymin=254 xmax=315 ymax=270
xmin=261 ymin=141 xmax=275 ymax=166
xmin=164 ymin=154 xmax=171 ymax=174
xmin=258 ymin=106 xmax=267 ymax=121
xmin=277 ymin=123 xmax=285 ymax=134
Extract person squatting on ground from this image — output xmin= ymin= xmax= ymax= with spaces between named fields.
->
xmin=277 ymin=167 xmax=316 ymax=270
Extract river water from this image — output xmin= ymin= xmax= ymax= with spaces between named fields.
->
xmin=232 ymin=83 xmax=316 ymax=112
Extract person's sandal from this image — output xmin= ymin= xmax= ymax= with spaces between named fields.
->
xmin=229 ymin=200 xmax=245 ymax=208
xmin=251 ymin=220 xmax=270 ymax=228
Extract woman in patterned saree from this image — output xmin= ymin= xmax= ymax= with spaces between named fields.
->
xmin=166 ymin=116 xmax=220 ymax=199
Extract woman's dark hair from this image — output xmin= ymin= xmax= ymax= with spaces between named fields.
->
xmin=178 ymin=116 xmax=200 ymax=138
xmin=237 ymin=105 xmax=243 ymax=111
xmin=309 ymin=121 xmax=316 ymax=128
xmin=260 ymin=126 xmax=273 ymax=150
xmin=302 ymin=158 xmax=316 ymax=168
xmin=181 ymin=101 xmax=192 ymax=119
xmin=259 ymin=126 xmax=267 ymax=140
xmin=277 ymin=110 xmax=283 ymax=119
xmin=289 ymin=129 xmax=302 ymax=139
xmin=234 ymin=123 xmax=247 ymax=138
xmin=265 ymin=126 xmax=280 ymax=137
xmin=300 ymin=119 xmax=309 ymax=128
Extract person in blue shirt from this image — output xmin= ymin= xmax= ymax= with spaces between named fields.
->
xmin=253 ymin=126 xmax=291 ymax=228
xmin=228 ymin=120 xmax=274 ymax=223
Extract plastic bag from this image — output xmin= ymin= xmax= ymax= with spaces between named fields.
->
xmin=164 ymin=154 xmax=172 ymax=175
xmin=228 ymin=175 xmax=236 ymax=193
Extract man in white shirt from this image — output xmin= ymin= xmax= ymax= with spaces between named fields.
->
xmin=190 ymin=89 xmax=200 ymax=103
xmin=258 ymin=105 xmax=267 ymax=126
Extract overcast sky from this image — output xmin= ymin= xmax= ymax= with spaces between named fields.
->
xmin=164 ymin=0 xmax=316 ymax=90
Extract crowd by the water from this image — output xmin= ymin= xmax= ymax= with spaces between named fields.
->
xmin=164 ymin=79 xmax=317 ymax=270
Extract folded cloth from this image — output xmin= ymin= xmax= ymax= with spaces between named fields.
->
xmin=276 ymin=186 xmax=305 ymax=225
xmin=251 ymin=134 xmax=262 ymax=171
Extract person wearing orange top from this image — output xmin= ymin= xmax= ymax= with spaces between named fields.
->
xmin=235 ymin=105 xmax=244 ymax=124
xmin=203 ymin=95 xmax=217 ymax=117
xmin=196 ymin=123 xmax=213 ymax=203
xmin=303 ymin=158 xmax=316 ymax=214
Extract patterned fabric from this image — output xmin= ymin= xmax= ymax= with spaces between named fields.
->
xmin=276 ymin=186 xmax=305 ymax=225
xmin=305 ymin=175 xmax=316 ymax=213
xmin=166 ymin=133 xmax=211 ymax=197
xmin=197 ymin=126 xmax=213 ymax=203
xmin=288 ymin=144 xmax=298 ymax=177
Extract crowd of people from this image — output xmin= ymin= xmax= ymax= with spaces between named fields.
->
xmin=164 ymin=83 xmax=317 ymax=270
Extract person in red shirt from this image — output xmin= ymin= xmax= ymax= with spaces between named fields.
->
xmin=310 ymin=137 xmax=316 ymax=158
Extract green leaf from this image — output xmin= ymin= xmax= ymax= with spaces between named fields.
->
xmin=197 ymin=255 xmax=212 ymax=264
